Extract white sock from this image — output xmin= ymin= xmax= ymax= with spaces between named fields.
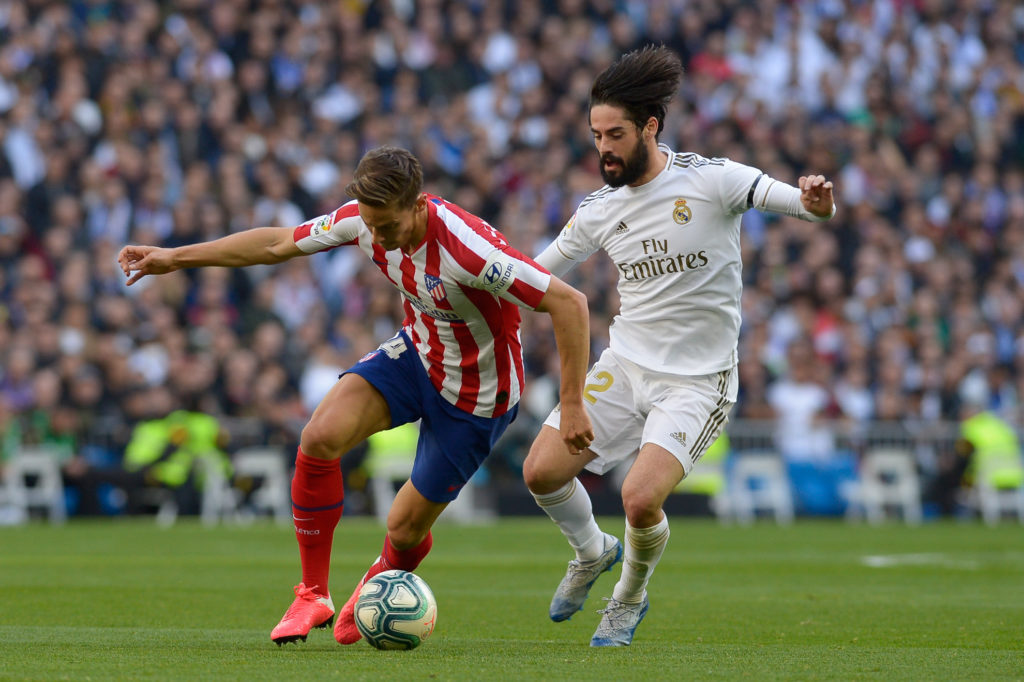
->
xmin=612 ymin=516 xmax=670 ymax=604
xmin=532 ymin=478 xmax=605 ymax=561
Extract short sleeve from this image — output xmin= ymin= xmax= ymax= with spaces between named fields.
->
xmin=469 ymin=245 xmax=551 ymax=310
xmin=716 ymin=159 xmax=764 ymax=215
xmin=293 ymin=201 xmax=361 ymax=253
xmin=551 ymin=209 xmax=600 ymax=263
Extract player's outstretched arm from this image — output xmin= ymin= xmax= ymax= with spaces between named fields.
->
xmin=534 ymin=276 xmax=594 ymax=455
xmin=118 ymin=226 xmax=303 ymax=285
xmin=748 ymin=172 xmax=836 ymax=222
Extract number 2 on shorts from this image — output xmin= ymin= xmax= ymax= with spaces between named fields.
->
xmin=583 ymin=370 xmax=614 ymax=404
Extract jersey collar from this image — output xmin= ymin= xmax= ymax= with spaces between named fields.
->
xmin=621 ymin=144 xmax=674 ymax=196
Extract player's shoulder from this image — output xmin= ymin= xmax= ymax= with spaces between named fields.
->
xmin=334 ymin=199 xmax=361 ymax=221
xmin=575 ymin=185 xmax=623 ymax=221
xmin=667 ymin=151 xmax=730 ymax=173
xmin=667 ymin=150 xmax=762 ymax=196
xmin=431 ymin=194 xmax=510 ymax=252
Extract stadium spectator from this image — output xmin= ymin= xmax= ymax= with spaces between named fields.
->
xmin=926 ymin=402 xmax=1024 ymax=517
xmin=116 ymin=145 xmax=594 ymax=647
xmin=0 ymin=0 xmax=1020 ymax=523
xmin=768 ymin=337 xmax=858 ymax=516
xmin=522 ymin=46 xmax=835 ymax=648
xmin=121 ymin=387 xmax=230 ymax=517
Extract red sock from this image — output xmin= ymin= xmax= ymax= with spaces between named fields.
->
xmin=361 ymin=531 xmax=434 ymax=584
xmin=291 ymin=448 xmax=344 ymax=597
xmin=383 ymin=531 xmax=433 ymax=571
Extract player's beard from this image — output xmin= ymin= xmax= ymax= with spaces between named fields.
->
xmin=599 ymin=136 xmax=649 ymax=187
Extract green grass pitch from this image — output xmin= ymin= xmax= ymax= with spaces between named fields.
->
xmin=1 ymin=517 xmax=1022 ymax=681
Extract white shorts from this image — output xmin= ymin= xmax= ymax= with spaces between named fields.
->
xmin=544 ymin=348 xmax=737 ymax=476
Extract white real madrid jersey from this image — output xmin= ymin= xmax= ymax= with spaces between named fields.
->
xmin=545 ymin=147 xmax=763 ymax=376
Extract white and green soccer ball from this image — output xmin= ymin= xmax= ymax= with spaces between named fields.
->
xmin=354 ymin=569 xmax=437 ymax=650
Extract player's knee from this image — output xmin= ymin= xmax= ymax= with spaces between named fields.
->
xmin=521 ymin=454 xmax=542 ymax=492
xmin=522 ymin=453 xmax=562 ymax=495
xmin=621 ymin=488 xmax=662 ymax=527
xmin=386 ymin=518 xmax=429 ymax=550
xmin=522 ymin=432 xmax=570 ymax=494
xmin=299 ymin=420 xmax=345 ymax=460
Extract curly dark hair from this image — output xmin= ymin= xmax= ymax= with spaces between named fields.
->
xmin=590 ymin=45 xmax=684 ymax=138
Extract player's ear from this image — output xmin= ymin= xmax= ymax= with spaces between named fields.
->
xmin=643 ymin=116 xmax=658 ymax=140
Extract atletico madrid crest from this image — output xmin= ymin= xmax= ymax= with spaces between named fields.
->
xmin=425 ymin=274 xmax=448 ymax=304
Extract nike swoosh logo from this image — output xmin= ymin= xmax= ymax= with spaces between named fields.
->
xmin=372 ymin=259 xmax=387 ymax=266
xmin=292 ymin=515 xmax=314 ymax=521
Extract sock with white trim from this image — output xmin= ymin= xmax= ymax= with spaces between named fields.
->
xmin=532 ymin=478 xmax=605 ymax=562
xmin=612 ymin=516 xmax=670 ymax=604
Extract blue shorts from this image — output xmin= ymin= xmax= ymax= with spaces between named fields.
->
xmin=344 ymin=331 xmax=517 ymax=503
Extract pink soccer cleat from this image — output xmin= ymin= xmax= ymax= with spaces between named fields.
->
xmin=333 ymin=579 xmax=366 ymax=645
xmin=270 ymin=583 xmax=335 ymax=645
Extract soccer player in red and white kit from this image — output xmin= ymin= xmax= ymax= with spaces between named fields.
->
xmin=118 ymin=146 xmax=594 ymax=646
xmin=523 ymin=46 xmax=836 ymax=646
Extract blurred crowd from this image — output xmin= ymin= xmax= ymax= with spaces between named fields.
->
xmin=1 ymin=0 xmax=1024 ymax=515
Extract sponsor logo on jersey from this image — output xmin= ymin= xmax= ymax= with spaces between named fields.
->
xmin=310 ymin=213 xmax=333 ymax=236
xmin=425 ymin=274 xmax=448 ymax=304
xmin=616 ymin=239 xmax=709 ymax=282
xmin=670 ymin=431 xmax=687 ymax=446
xmin=480 ymin=257 xmax=516 ymax=294
xmin=616 ymin=220 xmax=630 ymax=234
xmin=563 ymin=213 xmax=577 ymax=231
xmin=406 ymin=294 xmax=465 ymax=322
xmin=673 ymin=198 xmax=692 ymax=225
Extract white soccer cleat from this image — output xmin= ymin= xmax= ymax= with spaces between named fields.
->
xmin=549 ymin=533 xmax=623 ymax=622
xmin=589 ymin=594 xmax=649 ymax=647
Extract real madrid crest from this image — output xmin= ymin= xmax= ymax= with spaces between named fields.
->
xmin=673 ymin=198 xmax=692 ymax=225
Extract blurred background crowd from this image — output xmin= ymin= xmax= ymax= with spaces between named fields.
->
xmin=2 ymin=0 xmax=1023 ymax=518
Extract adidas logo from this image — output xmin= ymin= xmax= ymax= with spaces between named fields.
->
xmin=670 ymin=431 xmax=687 ymax=446
xmin=615 ymin=221 xmax=629 ymax=234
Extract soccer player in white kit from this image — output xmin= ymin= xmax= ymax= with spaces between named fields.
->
xmin=522 ymin=46 xmax=836 ymax=646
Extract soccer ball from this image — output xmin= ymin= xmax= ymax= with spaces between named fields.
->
xmin=354 ymin=569 xmax=437 ymax=650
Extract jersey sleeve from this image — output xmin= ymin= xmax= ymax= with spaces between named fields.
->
xmin=292 ymin=201 xmax=361 ymax=253
xmin=469 ymin=244 xmax=551 ymax=310
xmin=548 ymin=207 xmax=600 ymax=265
xmin=716 ymin=159 xmax=765 ymax=215
xmin=534 ymin=238 xmax=576 ymax=277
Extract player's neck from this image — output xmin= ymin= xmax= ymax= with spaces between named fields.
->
xmin=403 ymin=204 xmax=429 ymax=254
xmin=628 ymin=147 xmax=669 ymax=188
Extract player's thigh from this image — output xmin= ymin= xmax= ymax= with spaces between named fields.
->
xmin=301 ymin=373 xmax=392 ymax=457
xmin=640 ymin=369 xmax=736 ymax=477
xmin=387 ymin=479 xmax=448 ymax=548
xmin=620 ymin=442 xmax=686 ymax=515
xmin=522 ymin=424 xmax=596 ymax=493
xmin=409 ymin=397 xmax=516 ymax=503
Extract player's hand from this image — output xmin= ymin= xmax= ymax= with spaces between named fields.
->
xmin=117 ymin=245 xmax=175 ymax=285
xmin=798 ymin=175 xmax=834 ymax=218
xmin=558 ymin=402 xmax=595 ymax=456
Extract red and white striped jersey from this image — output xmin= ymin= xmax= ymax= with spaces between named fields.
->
xmin=293 ymin=195 xmax=551 ymax=418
